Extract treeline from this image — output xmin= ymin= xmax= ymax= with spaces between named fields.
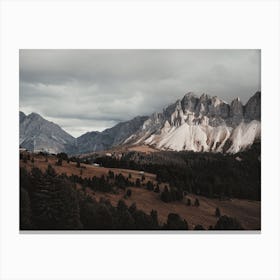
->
xmin=160 ymin=186 xmax=184 ymax=203
xmin=67 ymin=172 xmax=131 ymax=193
xmin=90 ymin=143 xmax=261 ymax=200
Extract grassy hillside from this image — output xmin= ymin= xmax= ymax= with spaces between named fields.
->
xmin=20 ymin=150 xmax=260 ymax=230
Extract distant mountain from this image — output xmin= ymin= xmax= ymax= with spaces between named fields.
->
xmin=19 ymin=91 xmax=261 ymax=155
xmin=19 ymin=112 xmax=148 ymax=154
xmin=76 ymin=116 xmax=149 ymax=154
xmin=123 ymin=92 xmax=261 ymax=153
xmin=20 ymin=112 xmax=76 ymax=154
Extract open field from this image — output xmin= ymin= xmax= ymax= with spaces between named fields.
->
xmin=20 ymin=152 xmax=261 ymax=230
xmin=89 ymin=189 xmax=260 ymax=229
xmin=20 ymin=152 xmax=157 ymax=184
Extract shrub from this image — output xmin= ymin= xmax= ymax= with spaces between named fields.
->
xmin=129 ymin=202 xmax=137 ymax=214
xmin=154 ymin=185 xmax=160 ymax=193
xmin=161 ymin=187 xmax=171 ymax=203
xmin=146 ymin=181 xmax=154 ymax=191
xmin=214 ymin=215 xmax=243 ymax=230
xmin=108 ymin=170 xmax=114 ymax=179
xmin=57 ymin=152 xmax=68 ymax=161
xmin=164 ymin=213 xmax=188 ymax=230
xmin=150 ymin=209 xmax=159 ymax=228
xmin=135 ymin=178 xmax=141 ymax=187
xmin=46 ymin=164 xmax=56 ymax=177
xmin=194 ymin=224 xmax=205 ymax=230
xmin=56 ymin=158 xmax=63 ymax=166
xmin=117 ymin=199 xmax=128 ymax=212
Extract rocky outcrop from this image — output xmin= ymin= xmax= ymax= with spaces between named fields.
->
xmin=244 ymin=91 xmax=261 ymax=121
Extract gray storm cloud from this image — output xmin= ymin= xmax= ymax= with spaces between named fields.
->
xmin=19 ymin=49 xmax=261 ymax=137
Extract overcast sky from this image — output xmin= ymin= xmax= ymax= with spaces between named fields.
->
xmin=19 ymin=49 xmax=260 ymax=137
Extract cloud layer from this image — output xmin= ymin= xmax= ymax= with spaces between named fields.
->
xmin=19 ymin=49 xmax=261 ymax=137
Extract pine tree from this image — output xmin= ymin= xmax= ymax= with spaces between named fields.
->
xmin=46 ymin=164 xmax=56 ymax=177
xmin=215 ymin=207 xmax=221 ymax=217
xmin=136 ymin=178 xmax=141 ymax=187
xmin=126 ymin=189 xmax=132 ymax=197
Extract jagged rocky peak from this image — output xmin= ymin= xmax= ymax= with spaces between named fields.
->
xmin=208 ymin=97 xmax=229 ymax=119
xmin=29 ymin=112 xmax=41 ymax=118
xmin=27 ymin=112 xmax=45 ymax=122
xmin=230 ymin=97 xmax=243 ymax=117
xmin=20 ymin=111 xmax=26 ymax=123
xmin=244 ymin=91 xmax=261 ymax=120
xmin=180 ymin=92 xmax=230 ymax=118
xmin=181 ymin=92 xmax=199 ymax=111
xmin=124 ymin=91 xmax=261 ymax=154
xmin=200 ymin=92 xmax=211 ymax=100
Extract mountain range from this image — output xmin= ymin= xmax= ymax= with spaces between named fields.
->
xmin=19 ymin=91 xmax=261 ymax=155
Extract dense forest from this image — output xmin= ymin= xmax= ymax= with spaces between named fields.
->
xmin=20 ymin=163 xmax=244 ymax=230
xmin=20 ymin=165 xmax=187 ymax=230
xmin=84 ymin=143 xmax=261 ymax=201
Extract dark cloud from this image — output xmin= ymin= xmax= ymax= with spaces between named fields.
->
xmin=19 ymin=49 xmax=261 ymax=137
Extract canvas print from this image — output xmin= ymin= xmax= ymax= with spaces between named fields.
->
xmin=19 ymin=50 xmax=261 ymax=230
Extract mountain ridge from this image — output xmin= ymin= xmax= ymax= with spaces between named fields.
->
xmin=123 ymin=91 xmax=260 ymax=153
xmin=19 ymin=91 xmax=261 ymax=154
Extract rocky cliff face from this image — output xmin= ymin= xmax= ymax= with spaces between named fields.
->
xmin=123 ymin=92 xmax=261 ymax=153
xmin=244 ymin=91 xmax=261 ymax=120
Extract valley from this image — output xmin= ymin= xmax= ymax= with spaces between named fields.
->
xmin=20 ymin=150 xmax=261 ymax=230
xmin=19 ymin=91 xmax=261 ymax=230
